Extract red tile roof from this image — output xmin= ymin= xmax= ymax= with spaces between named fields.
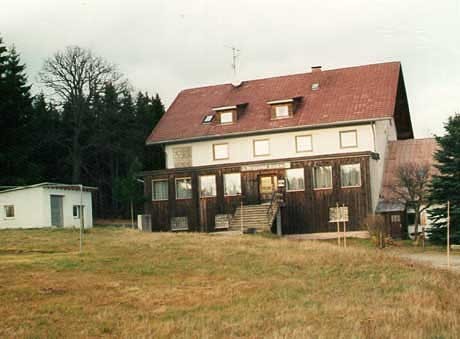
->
xmin=147 ymin=62 xmax=403 ymax=144
xmin=379 ymin=138 xmax=438 ymax=202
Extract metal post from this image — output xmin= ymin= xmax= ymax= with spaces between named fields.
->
xmin=276 ymin=210 xmax=282 ymax=236
xmin=130 ymin=199 xmax=134 ymax=229
xmin=80 ymin=184 xmax=83 ymax=254
xmin=447 ymin=200 xmax=450 ymax=269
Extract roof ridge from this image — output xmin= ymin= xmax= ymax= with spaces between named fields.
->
xmin=179 ymin=61 xmax=401 ymax=93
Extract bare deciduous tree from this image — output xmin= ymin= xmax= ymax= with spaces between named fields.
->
xmin=39 ymin=46 xmax=125 ymax=183
xmin=393 ymin=162 xmax=431 ymax=242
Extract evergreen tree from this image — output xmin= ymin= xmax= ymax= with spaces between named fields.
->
xmin=29 ymin=93 xmax=64 ymax=182
xmin=0 ymin=41 xmax=33 ymax=185
xmin=428 ymin=114 xmax=460 ymax=244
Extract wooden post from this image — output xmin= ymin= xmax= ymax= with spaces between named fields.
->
xmin=276 ymin=210 xmax=282 ymax=236
xmin=336 ymin=202 xmax=341 ymax=247
xmin=240 ymin=197 xmax=244 ymax=234
xmin=447 ymin=200 xmax=451 ymax=269
xmin=342 ymin=203 xmax=347 ymax=248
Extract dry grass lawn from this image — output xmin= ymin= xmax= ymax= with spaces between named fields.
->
xmin=0 ymin=227 xmax=459 ymax=338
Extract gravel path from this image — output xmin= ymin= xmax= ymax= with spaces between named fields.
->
xmin=397 ymin=252 xmax=460 ymax=272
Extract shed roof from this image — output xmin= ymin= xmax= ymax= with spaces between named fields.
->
xmin=0 ymin=183 xmax=97 ymax=194
xmin=377 ymin=138 xmax=438 ymax=212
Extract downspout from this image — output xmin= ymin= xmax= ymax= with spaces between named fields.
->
xmin=371 ymin=121 xmax=377 ymax=153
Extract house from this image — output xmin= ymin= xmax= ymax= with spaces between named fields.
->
xmin=0 ymin=183 xmax=96 ymax=229
xmin=376 ymin=138 xmax=438 ymax=238
xmin=141 ymin=62 xmax=415 ymax=234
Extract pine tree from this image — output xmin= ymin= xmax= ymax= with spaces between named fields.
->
xmin=0 ymin=42 xmax=33 ymax=185
xmin=428 ymin=114 xmax=460 ymax=245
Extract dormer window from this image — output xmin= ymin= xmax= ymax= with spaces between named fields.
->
xmin=275 ymin=105 xmax=289 ymax=118
xmin=202 ymin=114 xmax=214 ymax=124
xmin=267 ymin=98 xmax=300 ymax=120
xmin=220 ymin=111 xmax=233 ymax=124
xmin=212 ymin=105 xmax=238 ymax=125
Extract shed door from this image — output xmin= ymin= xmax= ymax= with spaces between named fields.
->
xmin=390 ymin=214 xmax=402 ymax=239
xmin=50 ymin=195 xmax=64 ymax=227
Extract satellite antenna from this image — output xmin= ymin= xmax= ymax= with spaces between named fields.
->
xmin=226 ymin=45 xmax=242 ymax=86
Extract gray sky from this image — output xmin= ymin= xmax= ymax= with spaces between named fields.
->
xmin=2 ymin=0 xmax=460 ymax=137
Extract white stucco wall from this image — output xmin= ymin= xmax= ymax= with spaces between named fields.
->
xmin=369 ymin=119 xmax=398 ymax=211
xmin=0 ymin=187 xmax=93 ymax=229
xmin=166 ymin=123 xmax=380 ymax=169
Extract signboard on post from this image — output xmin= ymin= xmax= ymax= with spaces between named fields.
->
xmin=329 ymin=206 xmax=349 ymax=223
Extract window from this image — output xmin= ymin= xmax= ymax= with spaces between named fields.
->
xmin=286 ymin=168 xmax=305 ymax=191
xmin=253 ymin=139 xmax=270 ymax=156
xmin=312 ymin=166 xmax=332 ymax=189
xmin=175 ymin=178 xmax=192 ymax=199
xmin=203 ymin=114 xmax=214 ymax=124
xmin=224 ymin=173 xmax=242 ymax=196
xmin=213 ymin=143 xmax=229 ymax=160
xmin=311 ymin=83 xmax=320 ymax=91
xmin=220 ymin=111 xmax=233 ymax=124
xmin=152 ymin=180 xmax=168 ymax=201
xmin=296 ymin=135 xmax=313 ymax=152
xmin=275 ymin=105 xmax=289 ymax=118
xmin=340 ymin=130 xmax=358 ymax=148
xmin=4 ymin=205 xmax=15 ymax=218
xmin=340 ymin=164 xmax=361 ymax=187
xmin=391 ymin=214 xmax=401 ymax=223
xmin=73 ymin=205 xmax=82 ymax=218
xmin=200 ymin=175 xmax=216 ymax=197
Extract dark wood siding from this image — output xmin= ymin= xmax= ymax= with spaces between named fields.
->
xmin=144 ymin=153 xmax=373 ymax=234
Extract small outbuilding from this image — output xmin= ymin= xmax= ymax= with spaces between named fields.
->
xmin=0 ymin=183 xmax=96 ymax=229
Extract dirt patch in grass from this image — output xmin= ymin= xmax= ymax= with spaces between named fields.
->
xmin=1 ymin=227 xmax=459 ymax=338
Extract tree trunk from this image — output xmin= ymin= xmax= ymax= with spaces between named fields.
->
xmin=72 ymin=132 xmax=81 ymax=183
xmin=414 ymin=207 xmax=420 ymax=244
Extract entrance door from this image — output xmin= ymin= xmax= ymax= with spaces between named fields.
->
xmin=259 ymin=175 xmax=278 ymax=202
xmin=50 ymin=195 xmax=64 ymax=227
xmin=390 ymin=213 xmax=402 ymax=238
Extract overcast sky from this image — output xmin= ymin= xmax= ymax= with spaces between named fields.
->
xmin=2 ymin=0 xmax=459 ymax=137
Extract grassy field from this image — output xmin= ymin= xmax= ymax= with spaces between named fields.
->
xmin=1 ymin=227 xmax=459 ymax=338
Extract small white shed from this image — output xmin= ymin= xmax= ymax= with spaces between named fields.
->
xmin=0 ymin=183 xmax=96 ymax=229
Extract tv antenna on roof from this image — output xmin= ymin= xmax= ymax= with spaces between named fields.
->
xmin=226 ymin=45 xmax=241 ymax=86
xmin=226 ymin=45 xmax=241 ymax=76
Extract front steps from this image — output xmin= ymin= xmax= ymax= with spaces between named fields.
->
xmin=228 ymin=204 xmax=275 ymax=233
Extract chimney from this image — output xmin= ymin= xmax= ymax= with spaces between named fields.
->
xmin=311 ymin=65 xmax=322 ymax=73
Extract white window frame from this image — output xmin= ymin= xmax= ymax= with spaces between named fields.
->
xmin=220 ymin=111 xmax=233 ymax=124
xmin=275 ymin=104 xmax=290 ymax=118
xmin=340 ymin=130 xmax=358 ymax=149
xmin=312 ymin=166 xmax=333 ymax=190
xmin=4 ymin=205 xmax=15 ymax=219
xmin=285 ymin=168 xmax=305 ymax=192
xmin=295 ymin=135 xmax=313 ymax=153
xmin=213 ymin=143 xmax=229 ymax=160
xmin=340 ymin=163 xmax=361 ymax=188
xmin=72 ymin=205 xmax=83 ymax=219
xmin=224 ymin=173 xmax=242 ymax=196
xmin=152 ymin=179 xmax=169 ymax=201
xmin=253 ymin=139 xmax=270 ymax=157
xmin=203 ymin=114 xmax=214 ymax=124
xmin=175 ymin=177 xmax=192 ymax=200
xmin=200 ymin=175 xmax=217 ymax=198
